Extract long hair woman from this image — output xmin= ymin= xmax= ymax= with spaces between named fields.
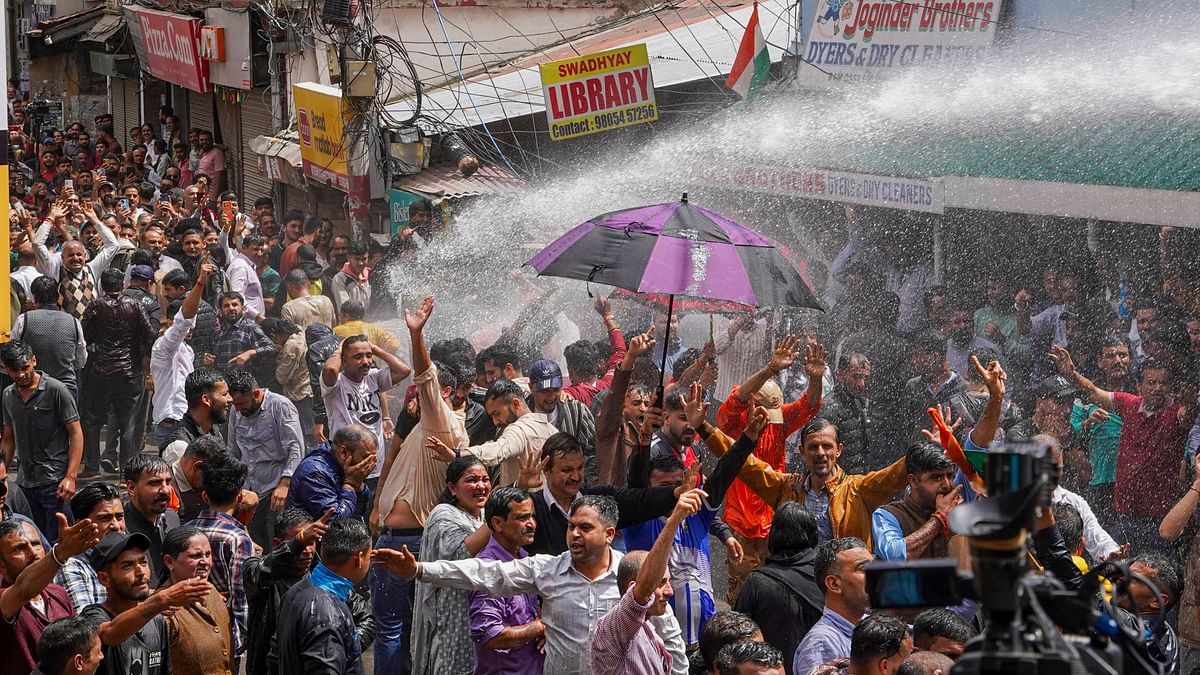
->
xmin=411 ymin=455 xmax=494 ymax=674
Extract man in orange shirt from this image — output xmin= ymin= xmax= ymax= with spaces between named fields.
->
xmin=717 ymin=336 xmax=826 ymax=603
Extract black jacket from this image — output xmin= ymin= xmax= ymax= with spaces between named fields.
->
xmin=245 ymin=538 xmax=375 ymax=675
xmin=733 ymin=550 xmax=824 ymax=675
xmin=819 ymin=385 xmax=879 ymax=475
xmin=80 ymin=292 xmax=156 ymax=379
xmin=269 ymin=576 xmax=365 ymax=675
xmin=528 ymin=483 xmax=679 ymax=556
xmin=190 ymin=300 xmax=220 ymax=370
xmin=122 ymin=285 xmax=162 ymax=328
xmin=305 ymin=325 xmax=340 ymax=427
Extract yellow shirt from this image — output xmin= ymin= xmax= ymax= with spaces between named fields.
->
xmin=334 ymin=320 xmax=402 ymax=355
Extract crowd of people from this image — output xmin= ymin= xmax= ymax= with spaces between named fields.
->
xmin=2 ymin=106 xmax=1200 ymax=675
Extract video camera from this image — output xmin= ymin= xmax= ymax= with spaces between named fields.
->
xmin=865 ymin=442 xmax=1167 ymax=675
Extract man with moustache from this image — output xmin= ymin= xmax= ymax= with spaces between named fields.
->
xmin=870 ymin=443 xmax=962 ymax=561
xmin=79 ymin=531 xmax=211 ymax=675
xmin=123 ymin=456 xmax=181 ymax=580
xmin=56 ymin=483 xmax=127 ymax=610
xmin=468 ymin=488 xmax=544 ymax=675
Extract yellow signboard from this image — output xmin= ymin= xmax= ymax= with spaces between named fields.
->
xmin=539 ymin=44 xmax=658 ymax=141
xmin=293 ymin=82 xmax=351 ymax=192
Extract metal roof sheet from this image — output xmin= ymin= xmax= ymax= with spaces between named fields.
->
xmin=391 ymin=163 xmax=526 ymax=199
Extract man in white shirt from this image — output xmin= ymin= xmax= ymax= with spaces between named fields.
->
xmin=10 ymin=242 xmax=43 ymax=301
xmin=150 ymin=256 xmax=210 ymax=447
xmin=217 ymin=215 xmax=265 ymax=322
xmin=321 ymin=336 xmax=411 ymax=486
xmin=373 ymin=495 xmax=689 ymax=675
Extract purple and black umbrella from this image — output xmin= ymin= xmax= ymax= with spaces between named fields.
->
xmin=525 ymin=194 xmax=822 ymax=389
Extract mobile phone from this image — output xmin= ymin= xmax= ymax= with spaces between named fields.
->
xmin=866 ymin=560 xmax=966 ymax=609
xmin=119 ymin=197 xmax=131 ymax=211
xmin=64 ymin=179 xmax=73 ymax=189
xmin=95 ymin=168 xmax=105 ymax=177
xmin=221 ymin=200 xmax=234 ymax=222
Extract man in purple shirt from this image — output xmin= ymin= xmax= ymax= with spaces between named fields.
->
xmin=469 ymin=487 xmax=544 ymax=675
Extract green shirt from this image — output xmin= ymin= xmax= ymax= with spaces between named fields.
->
xmin=1072 ymin=401 xmax=1122 ymax=485
xmin=973 ymin=306 xmax=1030 ymax=358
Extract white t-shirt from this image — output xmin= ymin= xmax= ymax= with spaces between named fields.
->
xmin=321 ymin=367 xmax=393 ymax=478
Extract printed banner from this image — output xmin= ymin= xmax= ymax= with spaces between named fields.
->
xmin=798 ymin=0 xmax=1003 ymax=87
xmin=540 ymin=44 xmax=658 ymax=141
xmin=294 ymin=82 xmax=350 ymax=192
xmin=699 ymin=165 xmax=944 ymax=213
xmin=129 ymin=7 xmax=209 ymax=93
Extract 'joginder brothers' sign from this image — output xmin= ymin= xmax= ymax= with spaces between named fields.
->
xmin=540 ymin=44 xmax=658 ymax=141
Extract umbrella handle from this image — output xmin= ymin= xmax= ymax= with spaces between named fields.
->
xmin=656 ymin=294 xmax=675 ymax=407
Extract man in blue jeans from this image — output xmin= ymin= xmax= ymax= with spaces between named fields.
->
xmin=0 ymin=340 xmax=83 ymax=540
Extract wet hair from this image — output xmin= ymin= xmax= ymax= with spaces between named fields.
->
xmin=438 ymin=455 xmax=488 ymax=505
xmin=218 ymin=291 xmax=244 ymax=307
xmin=905 ymin=441 xmax=956 ymax=476
xmin=200 ymin=453 xmax=247 ymax=506
xmin=284 ymin=268 xmax=309 ymax=289
xmin=800 ymin=417 xmax=840 ymax=445
xmin=480 ymin=344 xmax=521 ymax=374
xmin=563 ymin=340 xmax=598 ymax=379
xmin=768 ymin=502 xmax=818 ymax=557
xmin=275 ymin=508 xmax=313 ymax=536
xmin=321 ymin=518 xmax=371 ymax=565
xmin=540 ymin=432 xmax=585 ymax=470
xmin=408 ymin=198 xmax=432 ymax=216
xmin=1132 ymin=551 xmax=1181 ymax=607
xmin=182 ymin=434 xmax=225 ymax=462
xmin=912 ymin=607 xmax=976 ymax=649
xmin=225 ymin=368 xmax=258 ymax=395
xmin=261 ymin=317 xmax=300 ymax=339
xmin=815 ymin=536 xmax=867 ymax=593
xmin=912 ymin=330 xmax=948 ymax=357
xmin=347 ymin=240 xmax=369 ymax=256
xmin=699 ymin=611 xmax=762 ymax=669
xmin=30 ymin=276 xmax=58 ymax=306
xmin=184 ymin=366 xmax=226 ymax=408
xmin=35 ymin=617 xmax=98 ymax=675
xmin=648 ymin=454 xmax=686 ymax=476
xmin=0 ymin=520 xmax=24 ymax=544
xmin=162 ymin=526 xmax=205 ymax=560
xmin=429 ymin=360 xmax=459 ymax=391
xmin=162 ymin=269 xmax=191 ymax=289
xmin=484 ymin=487 xmax=530 ymax=530
xmin=672 ymin=347 xmax=702 ymax=381
xmin=1101 ymin=335 xmax=1131 ymax=352
xmin=898 ymin=651 xmax=956 ymax=675
xmin=69 ymin=482 xmax=122 ymax=519
xmin=282 ymin=209 xmax=304 ymax=226
xmin=340 ymin=334 xmax=370 ymax=357
xmin=663 ymin=390 xmax=686 ymax=413
xmin=616 ymin=550 xmax=648 ymax=594
xmin=626 ymin=383 xmax=653 ymax=404
xmin=1055 ymin=503 xmax=1084 ymax=553
xmin=340 ymin=299 xmax=366 ymax=321
xmin=332 ymin=425 xmax=376 ymax=453
xmin=837 ymin=351 xmax=869 ymax=372
xmin=0 ymin=341 xmax=34 ymax=369
xmin=302 ymin=217 xmax=323 ymax=236
xmin=485 ymin=378 xmax=525 ymax=407
xmin=850 ymin=613 xmax=910 ymax=667
xmin=716 ymin=641 xmax=784 ymax=675
xmin=569 ymin=494 xmax=619 ymax=529
xmin=430 ymin=338 xmax=476 ymax=364
xmin=1137 ymin=358 xmax=1172 ymax=383
xmin=99 ymin=267 xmax=125 ymax=293
xmin=123 ymin=454 xmax=170 ymax=483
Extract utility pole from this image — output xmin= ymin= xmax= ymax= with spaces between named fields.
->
xmin=0 ymin=0 xmax=12 ymax=337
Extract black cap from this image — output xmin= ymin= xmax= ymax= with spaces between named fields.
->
xmin=1035 ymin=375 xmax=1080 ymax=400
xmin=87 ymin=531 xmax=152 ymax=571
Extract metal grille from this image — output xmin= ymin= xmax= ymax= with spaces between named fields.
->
xmin=240 ymin=89 xmax=275 ymax=205
xmin=216 ymin=98 xmax=243 ymax=198
xmin=110 ymin=76 xmax=141 ymax=151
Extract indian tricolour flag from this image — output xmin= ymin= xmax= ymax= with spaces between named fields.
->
xmin=725 ymin=2 xmax=769 ymax=100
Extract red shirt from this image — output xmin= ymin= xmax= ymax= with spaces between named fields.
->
xmin=717 ymin=387 xmax=819 ymax=539
xmin=562 ymin=327 xmax=627 ymax=406
xmin=0 ymin=582 xmax=73 ymax=675
xmin=1112 ymin=391 xmax=1186 ymax=519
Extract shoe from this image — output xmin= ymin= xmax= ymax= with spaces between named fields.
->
xmin=100 ymin=459 xmax=118 ymax=475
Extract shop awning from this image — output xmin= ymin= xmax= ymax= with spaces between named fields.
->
xmin=391 ymin=163 xmax=525 ymax=199
xmin=250 ymin=133 xmax=302 ymax=168
xmin=28 ymin=7 xmax=106 ymax=48
xmin=81 ymin=14 xmax=126 ymax=47
xmin=384 ymin=0 xmax=791 ymax=128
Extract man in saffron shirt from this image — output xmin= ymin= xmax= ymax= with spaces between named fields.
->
xmin=717 ymin=337 xmax=826 ymax=602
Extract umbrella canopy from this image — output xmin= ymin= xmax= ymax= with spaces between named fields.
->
xmin=609 ymin=288 xmax=756 ymax=315
xmin=525 ymin=196 xmax=822 ymax=310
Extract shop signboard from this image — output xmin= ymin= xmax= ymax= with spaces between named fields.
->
xmin=798 ymin=0 xmax=1004 ymax=87
xmin=129 ymin=7 xmax=209 ymax=93
xmin=388 ymin=189 xmax=423 ymax=237
xmin=539 ymin=43 xmax=658 ymax=141
xmin=293 ymin=82 xmax=350 ymax=192
xmin=698 ymin=165 xmax=944 ymax=213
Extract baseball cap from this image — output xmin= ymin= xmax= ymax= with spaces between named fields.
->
xmin=529 ymin=359 xmax=563 ymax=392
xmin=1034 ymin=375 xmax=1079 ymax=400
xmin=129 ymin=265 xmax=154 ymax=281
xmin=751 ymin=379 xmax=785 ymax=424
xmin=88 ymin=531 xmax=152 ymax=571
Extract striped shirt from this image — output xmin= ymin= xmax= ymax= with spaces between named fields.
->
xmin=188 ymin=510 xmax=254 ymax=654
xmin=590 ymin=586 xmax=671 ymax=675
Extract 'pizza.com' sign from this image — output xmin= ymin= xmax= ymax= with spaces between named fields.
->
xmin=540 ymin=44 xmax=658 ymax=142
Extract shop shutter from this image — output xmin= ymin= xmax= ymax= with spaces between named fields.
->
xmin=187 ymin=91 xmax=215 ymax=142
xmin=215 ymin=98 xmax=243 ymax=198
xmin=110 ymin=77 xmax=141 ymax=150
xmin=239 ymin=89 xmax=275 ymax=205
